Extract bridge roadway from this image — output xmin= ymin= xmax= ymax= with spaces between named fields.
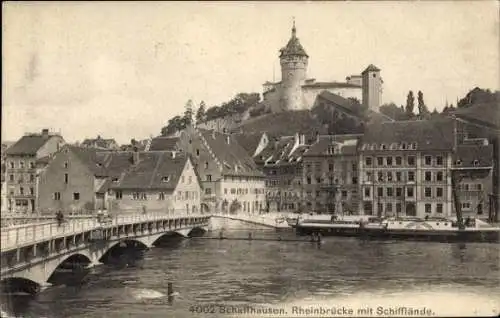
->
xmin=0 ymin=212 xmax=210 ymax=292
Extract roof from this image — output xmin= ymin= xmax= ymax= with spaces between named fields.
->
xmin=279 ymin=23 xmax=308 ymax=58
xmin=316 ymin=91 xmax=358 ymax=117
xmin=305 ymin=135 xmax=360 ymax=157
xmin=66 ymin=145 xmax=109 ymax=176
xmin=453 ymin=144 xmax=494 ymax=168
xmin=362 ymin=64 xmax=381 ymax=74
xmin=198 ymin=129 xmax=264 ymax=177
xmin=110 ymin=152 xmax=189 ymax=191
xmin=149 ymin=137 xmax=180 ymax=151
xmin=302 ymin=82 xmax=362 ymax=89
xmin=452 ymin=102 xmax=500 ymax=130
xmin=232 ymin=133 xmax=263 ymax=156
xmin=361 ymin=119 xmax=456 ymax=152
xmin=6 ymin=134 xmax=60 ymax=156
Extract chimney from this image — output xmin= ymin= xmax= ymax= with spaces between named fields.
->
xmin=171 ymin=151 xmax=176 ymax=159
xmin=226 ymin=135 xmax=231 ymax=145
xmin=42 ymin=129 xmax=49 ymax=138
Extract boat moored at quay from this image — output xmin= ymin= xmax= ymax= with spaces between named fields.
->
xmin=295 ymin=215 xmax=500 ymax=243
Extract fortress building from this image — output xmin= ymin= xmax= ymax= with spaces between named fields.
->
xmin=262 ymin=22 xmax=383 ymax=113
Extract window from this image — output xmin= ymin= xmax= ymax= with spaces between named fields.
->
xmin=162 ymin=176 xmax=170 ymax=182
xmin=115 ymin=191 xmax=123 ymax=199
xmin=352 ymin=163 xmax=357 ymax=171
xmin=436 ymin=203 xmax=443 ymax=213
xmin=329 ymin=164 xmax=334 ymax=171
xmin=64 ymin=173 xmax=69 ymax=184
xmin=366 ymin=172 xmax=373 ymax=182
xmin=206 ymin=175 xmax=212 ymax=182
xmin=377 ymin=187 xmax=383 ymax=197
xmin=424 ymin=156 xmax=432 ymax=166
xmin=396 ymin=156 xmax=402 ymax=166
xmin=407 ymin=156 xmax=415 ymax=166
xmin=473 ymin=160 xmax=479 ymax=166
xmin=436 ymin=156 xmax=443 ymax=166
xmin=205 ymin=188 xmax=212 ymax=195
xmin=407 ymin=188 xmax=414 ymax=197
xmin=477 ymin=203 xmax=483 ymax=215
xmin=181 ymin=176 xmax=185 ymax=183
xmin=196 ymin=149 xmax=200 ymax=156
xmin=64 ymin=162 xmax=68 ymax=169
xmin=425 ymin=187 xmax=432 ymax=198
xmin=159 ymin=192 xmax=165 ymax=200
xmin=316 ymin=177 xmax=321 ymax=184
xmin=387 ymin=187 xmax=393 ymax=197
xmin=425 ymin=171 xmax=432 ymax=182
xmin=386 ymin=203 xmax=392 ymax=212
xmin=462 ymin=202 xmax=471 ymax=210
xmin=396 ymin=172 xmax=402 ymax=182
xmin=436 ymin=187 xmax=443 ymax=197
xmin=378 ymin=172 xmax=384 ymax=182
xmin=436 ymin=172 xmax=443 ymax=182
xmin=141 ymin=193 xmax=147 ymax=200
xmin=387 ymin=172 xmax=393 ymax=182
xmin=341 ymin=190 xmax=347 ymax=199
xmin=20 ymin=162 xmax=25 ymax=169
xmin=73 ymin=192 xmax=80 ymax=200
xmin=20 ymin=187 xmax=24 ymax=195
xmin=231 ymin=188 xmax=236 ymax=194
xmin=30 ymin=187 xmax=34 ymax=195
xmin=377 ymin=203 xmax=383 ymax=214
xmin=30 ymin=174 xmax=35 ymax=182
xmin=54 ymin=192 xmax=61 ymax=200
xmin=9 ymin=174 xmax=14 ymax=181
xmin=188 ymin=176 xmax=192 ymax=184
xmin=9 ymin=162 xmax=14 ymax=169
xmin=476 ymin=184 xmax=483 ymax=191
xmin=352 ymin=177 xmax=358 ymax=184
xmin=408 ymin=171 xmax=415 ymax=182
xmin=425 ymin=204 xmax=432 ymax=214
xmin=307 ymin=177 xmax=311 ymax=184
xmin=396 ymin=187 xmax=402 ymax=197
xmin=386 ymin=157 xmax=393 ymax=166
xmin=364 ymin=187 xmax=371 ymax=198
xmin=204 ymin=162 xmax=209 ymax=169
xmin=29 ymin=162 xmax=35 ymax=169
xmin=377 ymin=157 xmax=384 ymax=166
xmin=363 ymin=202 xmax=373 ymax=215
xmin=365 ymin=157 xmax=372 ymax=166
xmin=396 ymin=203 xmax=402 ymax=213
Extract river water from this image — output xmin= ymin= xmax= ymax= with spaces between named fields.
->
xmin=1 ymin=229 xmax=499 ymax=318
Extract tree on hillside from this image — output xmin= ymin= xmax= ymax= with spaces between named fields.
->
xmin=380 ymin=103 xmax=408 ymax=120
xmin=405 ymin=91 xmax=415 ymax=117
xmin=417 ymin=91 xmax=430 ymax=119
xmin=205 ymin=106 xmax=222 ymax=121
xmin=160 ymin=115 xmax=187 ymax=136
xmin=457 ymin=87 xmax=500 ymax=108
xmin=196 ymin=101 xmax=206 ymax=123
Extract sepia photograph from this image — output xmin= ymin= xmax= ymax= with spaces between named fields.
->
xmin=1 ymin=1 xmax=499 ymax=317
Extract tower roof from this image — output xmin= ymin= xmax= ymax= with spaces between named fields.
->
xmin=279 ymin=20 xmax=308 ymax=58
xmin=362 ymin=64 xmax=381 ymax=74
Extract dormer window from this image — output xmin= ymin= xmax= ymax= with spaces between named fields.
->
xmin=112 ymin=178 xmax=119 ymax=183
xmin=204 ymin=162 xmax=209 ymax=169
xmin=390 ymin=143 xmax=398 ymax=150
xmin=381 ymin=144 xmax=387 ymax=150
xmin=371 ymin=143 xmax=377 ymax=150
xmin=473 ymin=160 xmax=479 ymax=166
xmin=161 ymin=176 xmax=170 ymax=182
xmin=401 ymin=143 xmax=407 ymax=150
xmin=455 ymin=159 xmax=462 ymax=166
xmin=196 ymin=149 xmax=200 ymax=156
xmin=410 ymin=143 xmax=417 ymax=150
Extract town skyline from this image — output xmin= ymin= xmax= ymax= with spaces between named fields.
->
xmin=3 ymin=1 xmax=499 ymax=144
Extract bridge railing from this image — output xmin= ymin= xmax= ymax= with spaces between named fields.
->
xmin=0 ymin=211 xmax=207 ymax=252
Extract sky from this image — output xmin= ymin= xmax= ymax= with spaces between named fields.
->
xmin=2 ymin=1 xmax=499 ymax=144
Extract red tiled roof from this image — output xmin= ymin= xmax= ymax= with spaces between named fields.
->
xmin=453 ymin=144 xmax=494 ymax=168
xmin=361 ymin=119 xmax=456 ymax=152
xmin=198 ymin=129 xmax=264 ymax=177
xmin=149 ymin=137 xmax=180 ymax=151
xmin=110 ymin=152 xmax=189 ymax=191
xmin=6 ymin=134 xmax=62 ymax=156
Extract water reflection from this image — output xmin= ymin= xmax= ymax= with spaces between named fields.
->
xmin=1 ymin=229 xmax=499 ymax=317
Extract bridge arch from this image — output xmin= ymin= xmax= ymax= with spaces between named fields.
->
xmin=0 ymin=277 xmax=41 ymax=295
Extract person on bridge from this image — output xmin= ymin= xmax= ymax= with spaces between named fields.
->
xmin=56 ymin=211 xmax=64 ymax=227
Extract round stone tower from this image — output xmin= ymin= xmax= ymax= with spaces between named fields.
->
xmin=279 ymin=21 xmax=308 ymax=111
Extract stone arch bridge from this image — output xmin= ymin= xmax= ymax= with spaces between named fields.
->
xmin=0 ymin=213 xmax=209 ymax=293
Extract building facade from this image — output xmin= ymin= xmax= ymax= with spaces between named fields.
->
xmin=359 ymin=120 xmax=456 ymax=218
xmin=5 ymin=129 xmax=65 ymax=213
xmin=149 ymin=124 xmax=266 ymax=214
xmin=302 ymin=135 xmax=361 ymax=214
xmin=108 ymin=152 xmax=202 ymax=214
